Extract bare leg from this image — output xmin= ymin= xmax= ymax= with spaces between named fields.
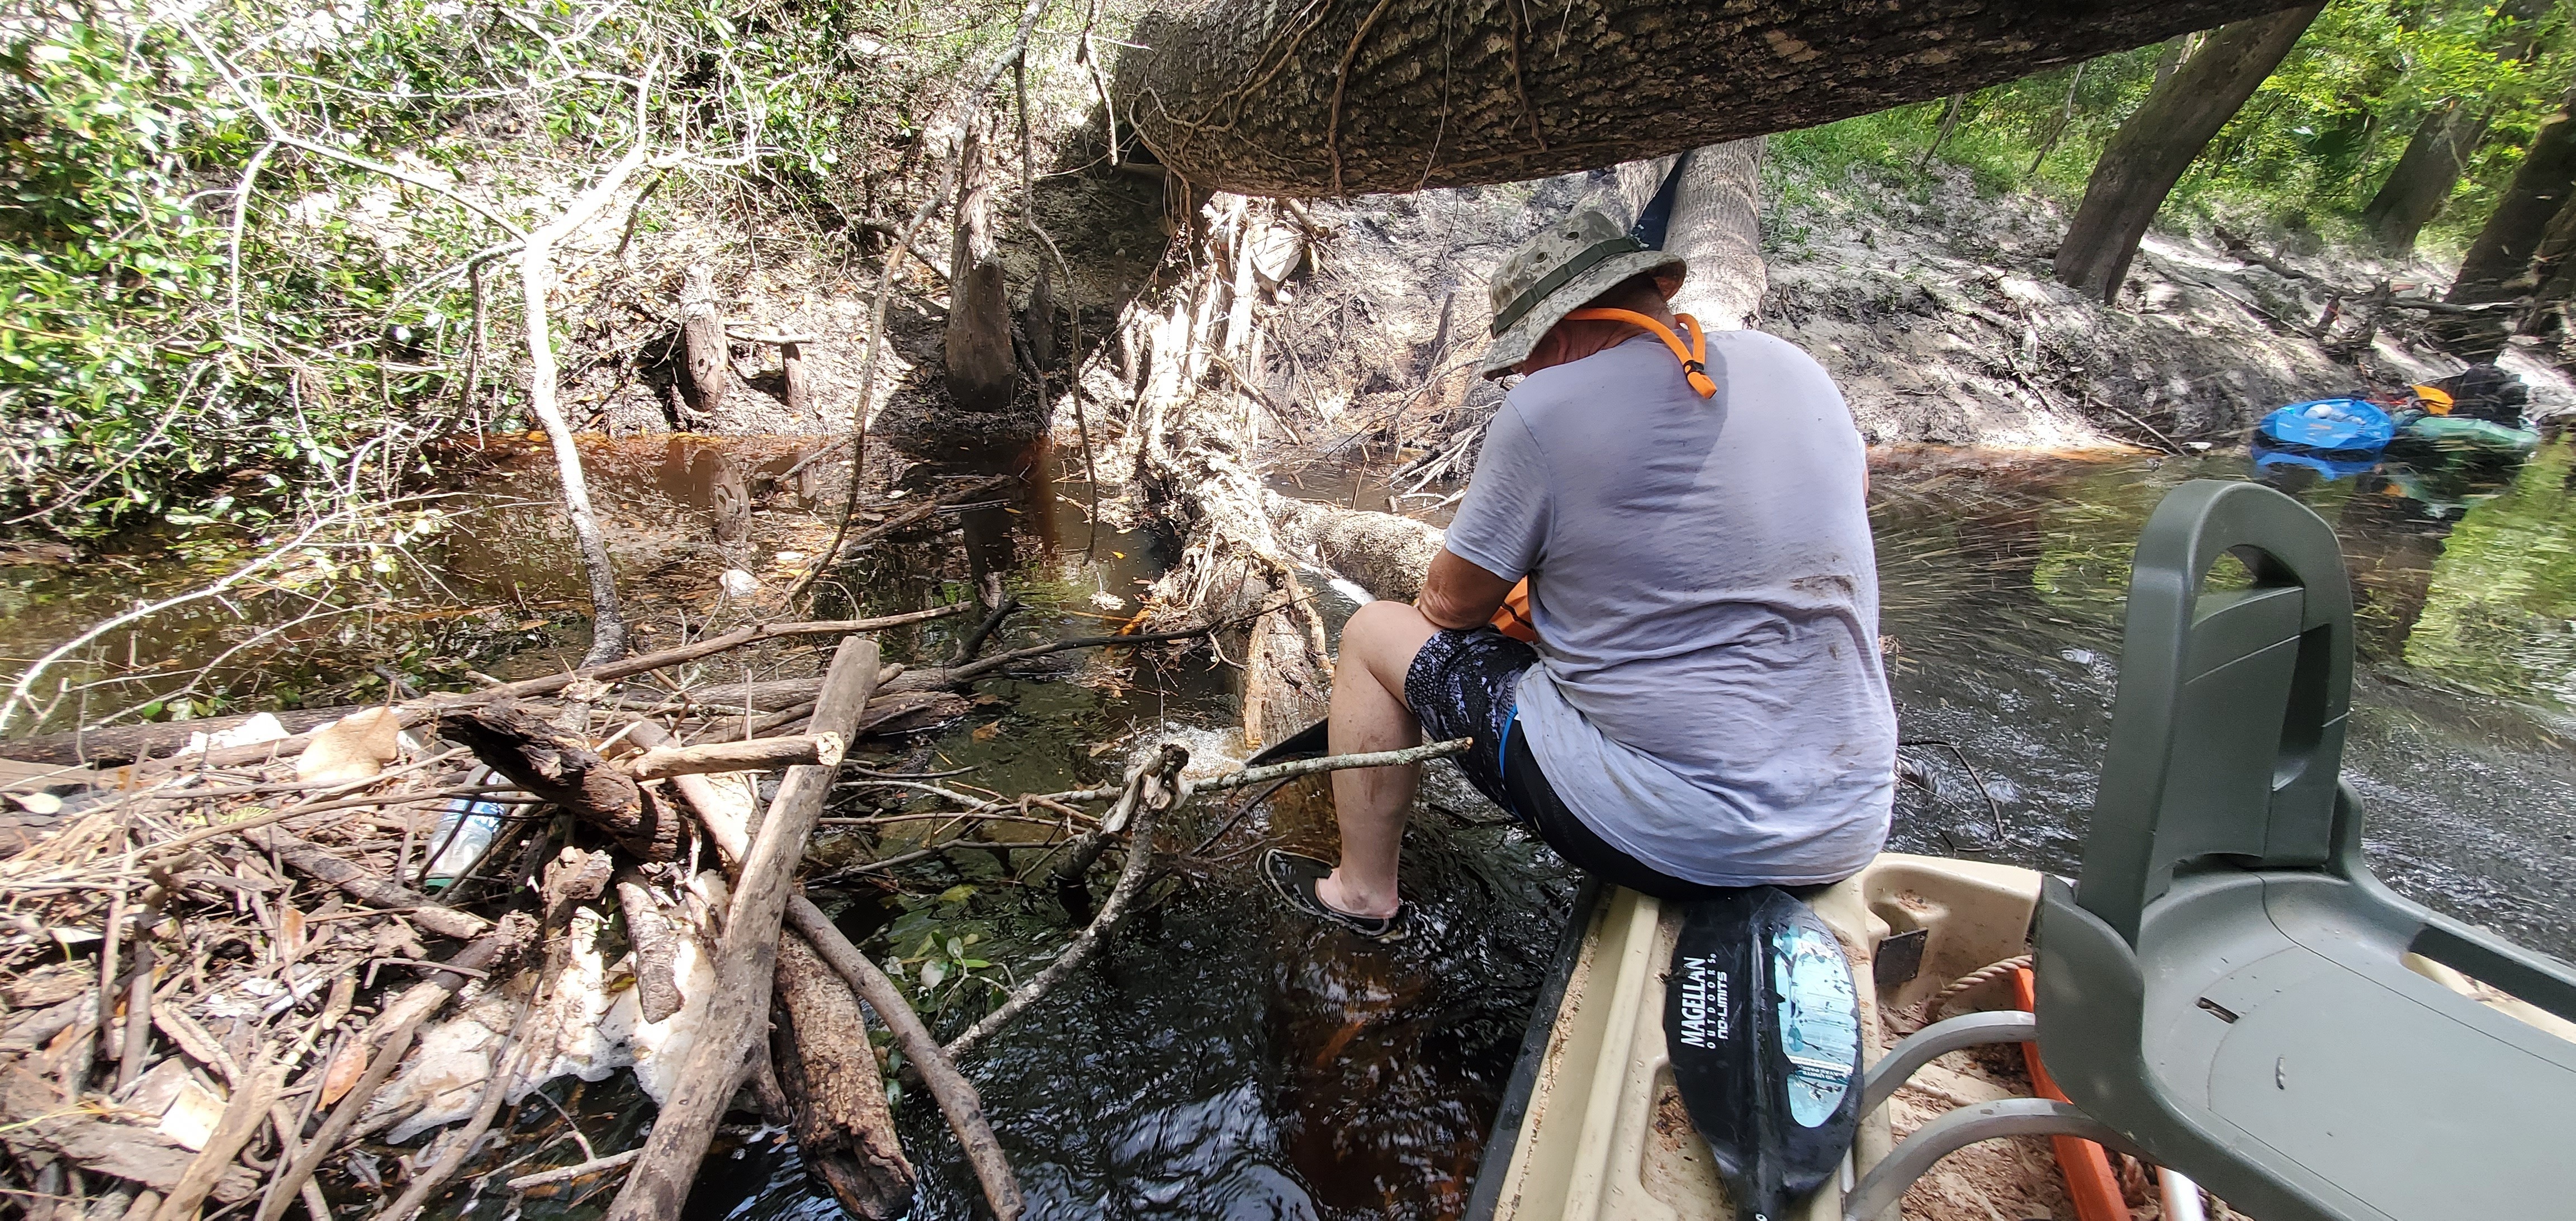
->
xmin=1316 ymin=600 xmax=1438 ymax=919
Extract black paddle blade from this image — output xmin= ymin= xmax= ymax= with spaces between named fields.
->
xmin=1246 ymin=717 xmax=1332 ymax=767
xmin=1663 ymin=886 xmax=1863 ymax=1221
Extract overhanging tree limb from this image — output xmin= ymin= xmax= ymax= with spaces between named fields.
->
xmin=1112 ymin=0 xmax=2315 ymax=196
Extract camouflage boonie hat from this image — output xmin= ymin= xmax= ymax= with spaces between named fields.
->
xmin=1478 ymin=206 xmax=1686 ymax=378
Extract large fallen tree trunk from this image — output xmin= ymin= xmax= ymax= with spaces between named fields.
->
xmin=1112 ymin=0 xmax=2311 ymax=196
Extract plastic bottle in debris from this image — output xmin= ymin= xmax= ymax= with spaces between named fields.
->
xmin=423 ymin=768 xmax=513 ymax=887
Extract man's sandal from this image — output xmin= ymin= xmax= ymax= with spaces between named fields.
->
xmin=1261 ymin=848 xmax=1409 ymax=943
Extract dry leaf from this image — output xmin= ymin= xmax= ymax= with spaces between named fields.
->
xmin=295 ymin=707 xmax=403 ymax=787
xmin=319 ymin=1038 xmax=370 ymax=1106
xmin=157 ymin=1079 xmax=226 ymax=1151
xmin=969 ymin=721 xmax=1002 ymax=742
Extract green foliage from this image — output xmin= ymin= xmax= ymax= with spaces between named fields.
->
xmin=0 ymin=0 xmax=1010 ymax=539
xmin=1773 ymin=0 xmax=2574 ymax=250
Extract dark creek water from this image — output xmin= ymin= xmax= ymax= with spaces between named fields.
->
xmin=7 ymin=439 xmax=2574 ymax=1219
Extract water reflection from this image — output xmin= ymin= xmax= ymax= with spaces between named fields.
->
xmin=1874 ymin=442 xmax=2576 ymax=962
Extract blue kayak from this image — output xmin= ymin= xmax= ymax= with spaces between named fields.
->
xmin=2252 ymin=397 xmax=2396 ymax=459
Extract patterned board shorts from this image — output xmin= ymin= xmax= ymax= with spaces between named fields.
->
xmin=1403 ymin=627 xmax=1739 ymax=902
xmin=1402 ymin=627 xmax=1538 ymax=810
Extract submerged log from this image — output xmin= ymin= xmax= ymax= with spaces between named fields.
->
xmin=788 ymin=896 xmax=1025 ymax=1220
xmin=437 ymin=702 xmax=690 ymax=862
xmin=770 ymin=934 xmax=915 ymax=1217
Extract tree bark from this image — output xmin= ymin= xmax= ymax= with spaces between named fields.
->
xmin=945 ymin=122 xmax=1019 ymax=413
xmin=2052 ymin=6 xmax=2323 ymax=302
xmin=601 ymin=637 xmax=882 ymax=1221
xmin=2362 ymin=100 xmax=2487 ymax=254
xmin=437 ymin=702 xmax=690 ymax=862
xmin=680 ymin=264 xmax=730 ymax=419
xmin=2449 ymin=86 xmax=2576 ymax=306
xmin=1111 ymin=0 xmax=2312 ymax=196
xmin=770 ymin=934 xmax=915 ymax=1219
xmin=1665 ymin=141 xmax=1769 ymax=330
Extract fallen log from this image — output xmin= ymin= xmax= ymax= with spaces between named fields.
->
xmin=240 ymin=825 xmax=491 ymax=941
xmin=0 ymin=605 xmax=969 ymax=768
xmin=1114 ymin=0 xmax=2307 ymax=196
xmin=438 ymin=702 xmax=689 ymax=862
xmin=788 ymin=896 xmax=1025 ymax=1221
xmin=602 ymin=636 xmax=883 ymax=1221
xmin=631 ymin=712 xmax=917 ymax=1216
xmin=628 ymin=732 xmax=844 ymax=780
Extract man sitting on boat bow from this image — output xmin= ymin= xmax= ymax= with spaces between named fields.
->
xmin=1265 ymin=207 xmax=1896 ymax=941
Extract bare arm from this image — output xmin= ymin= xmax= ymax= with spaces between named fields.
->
xmin=1417 ymin=548 xmax=1516 ymax=631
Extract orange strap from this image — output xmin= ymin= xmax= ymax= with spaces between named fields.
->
xmin=1564 ymin=308 xmax=1715 ymax=398
xmin=2015 ymin=968 xmax=2135 ymax=1221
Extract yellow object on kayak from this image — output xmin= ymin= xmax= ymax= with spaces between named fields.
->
xmin=2414 ymin=385 xmax=2455 ymax=414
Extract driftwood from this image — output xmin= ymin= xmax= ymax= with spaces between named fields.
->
xmin=788 ymin=896 xmax=1024 ymax=1220
xmin=240 ymin=825 xmax=491 ymax=940
xmin=615 ymin=869 xmax=688 ymax=1024
xmin=149 ymin=1054 xmax=285 ymax=1221
xmin=771 ymin=933 xmax=916 ymax=1217
xmin=625 ymin=712 xmax=915 ymax=1215
xmin=253 ymin=911 xmax=539 ymax=1221
xmin=627 ymin=732 xmax=844 ymax=780
xmin=602 ymin=636 xmax=883 ymax=1221
xmin=438 ymin=702 xmax=688 ymax=861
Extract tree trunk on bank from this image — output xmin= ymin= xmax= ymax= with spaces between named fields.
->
xmin=680 ymin=264 xmax=730 ymax=419
xmin=2360 ymin=0 xmax=2559 ymax=255
xmin=2449 ymin=86 xmax=2576 ymax=306
xmin=945 ymin=123 xmax=1017 ymax=413
xmin=2362 ymin=101 xmax=2487 ymax=254
xmin=1111 ymin=0 xmax=2310 ymax=196
xmin=2053 ymin=6 xmax=2323 ymax=302
xmin=1593 ymin=141 xmax=1768 ymax=328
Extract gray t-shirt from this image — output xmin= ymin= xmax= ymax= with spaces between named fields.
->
xmin=1443 ymin=331 xmax=1893 ymax=886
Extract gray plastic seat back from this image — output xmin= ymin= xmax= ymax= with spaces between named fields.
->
xmin=2077 ymin=480 xmax=2353 ymax=943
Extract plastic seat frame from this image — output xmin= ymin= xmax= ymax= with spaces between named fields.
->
xmin=2023 ymin=480 xmax=2576 ymax=1221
